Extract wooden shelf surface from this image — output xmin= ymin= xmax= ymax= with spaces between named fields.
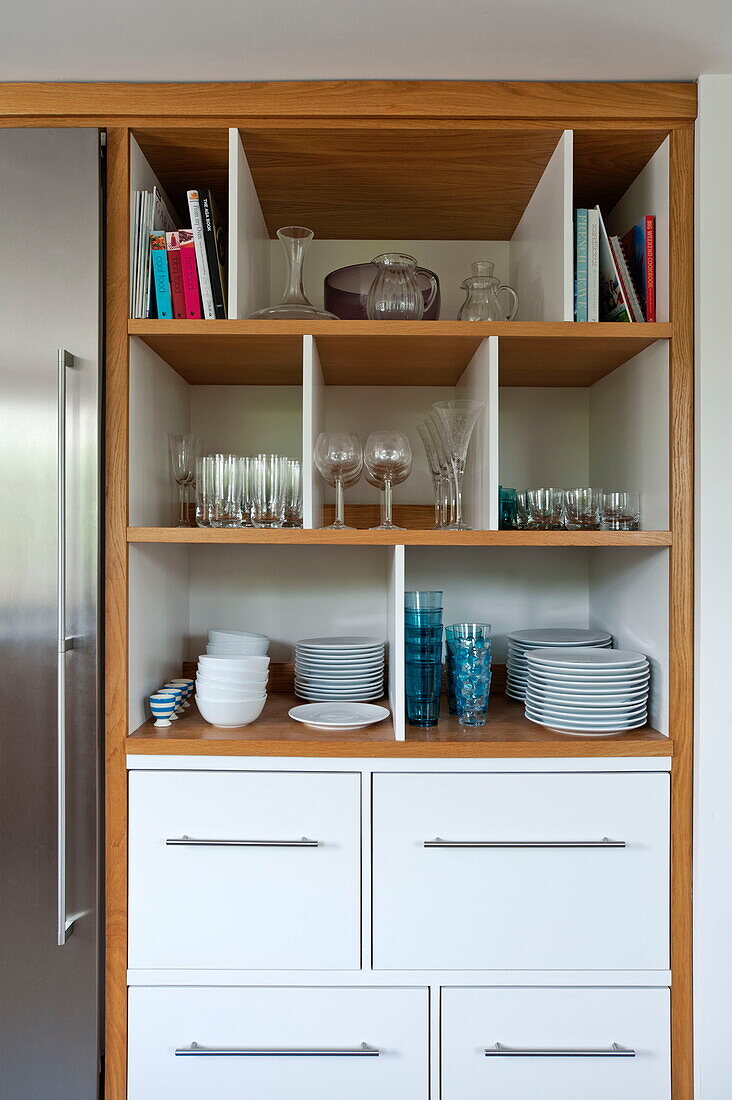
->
xmin=128 ymin=319 xmax=671 ymax=387
xmin=126 ymin=694 xmax=671 ymax=758
xmin=127 ymin=525 xmax=672 ymax=547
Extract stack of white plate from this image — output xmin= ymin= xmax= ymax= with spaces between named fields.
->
xmin=506 ymin=628 xmax=612 ymax=701
xmin=525 ymin=647 xmax=650 ymax=735
xmin=294 ymin=636 xmax=385 ymax=701
xmin=206 ymin=628 xmax=269 ymax=657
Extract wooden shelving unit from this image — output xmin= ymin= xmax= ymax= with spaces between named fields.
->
xmin=127 ymin=525 xmax=673 ymax=546
xmin=128 ymin=318 xmax=672 ymax=387
xmin=2 ymin=80 xmax=686 ymax=1099
xmin=127 ymin=694 xmax=671 ymax=758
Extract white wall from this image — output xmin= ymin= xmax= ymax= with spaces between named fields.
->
xmin=694 ymin=74 xmax=732 ymax=1099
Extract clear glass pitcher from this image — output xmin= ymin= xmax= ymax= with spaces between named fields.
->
xmin=366 ymin=253 xmax=439 ymax=320
xmin=457 ymin=261 xmax=519 ymax=321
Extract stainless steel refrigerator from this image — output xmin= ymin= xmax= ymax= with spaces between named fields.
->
xmin=0 ymin=129 xmax=102 ymax=1098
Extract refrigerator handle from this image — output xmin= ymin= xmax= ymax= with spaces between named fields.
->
xmin=57 ymin=349 xmax=76 ymax=946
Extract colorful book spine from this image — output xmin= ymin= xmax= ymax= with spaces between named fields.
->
xmin=644 ymin=214 xmax=656 ymax=322
xmin=587 ymin=208 xmax=600 ymax=322
xmin=165 ymin=232 xmax=187 ymax=319
xmin=595 ymin=206 xmax=631 ymax=323
xmin=575 ymin=209 xmax=588 ymax=322
xmin=187 ymin=189 xmax=215 ymax=319
xmin=149 ymin=232 xmax=173 ymax=320
xmin=178 ymin=230 xmax=202 ymax=319
xmin=199 ymin=190 xmax=227 ymax=319
xmin=610 ymin=236 xmax=645 ymax=322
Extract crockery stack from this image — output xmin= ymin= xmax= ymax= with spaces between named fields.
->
xmin=404 ymin=590 xmax=443 ymax=727
xmin=294 ymin=636 xmax=385 ymax=701
xmin=506 ymin=628 xmax=612 ymax=701
xmin=196 ymin=628 xmax=270 ymax=727
xmin=524 ymin=647 xmax=650 ymax=735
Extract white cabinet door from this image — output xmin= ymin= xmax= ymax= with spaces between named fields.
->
xmin=372 ymin=772 xmax=669 ymax=970
xmin=441 ymin=987 xmax=670 ymax=1099
xmin=129 ymin=770 xmax=361 ymax=969
xmin=128 ymin=986 xmax=429 ymax=1100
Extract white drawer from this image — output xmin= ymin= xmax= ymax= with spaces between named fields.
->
xmin=128 ymin=770 xmax=361 ymax=969
xmin=372 ymin=772 xmax=669 ymax=970
xmin=441 ymin=987 xmax=670 ymax=1099
xmin=127 ymin=986 xmax=429 ymax=1099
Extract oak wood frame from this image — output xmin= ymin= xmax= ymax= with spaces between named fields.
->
xmin=0 ymin=81 xmax=695 ymax=1099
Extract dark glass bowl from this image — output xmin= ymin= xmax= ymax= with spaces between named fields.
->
xmin=324 ymin=262 xmax=441 ymax=320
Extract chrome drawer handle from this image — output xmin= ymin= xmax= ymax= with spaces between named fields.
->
xmin=486 ymin=1042 xmax=635 ymax=1058
xmin=175 ymin=1041 xmax=379 ymax=1057
xmin=424 ymin=837 xmax=625 ymax=849
xmin=166 ymin=836 xmax=319 ymax=847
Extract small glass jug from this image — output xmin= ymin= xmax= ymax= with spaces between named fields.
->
xmin=457 ymin=261 xmax=519 ymax=321
xmin=366 ymin=253 xmax=439 ymax=320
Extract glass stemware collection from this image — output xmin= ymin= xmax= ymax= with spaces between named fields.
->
xmin=195 ymin=453 xmax=302 ymax=528
xmin=168 ymin=434 xmax=201 ymax=527
xmin=499 ymin=487 xmax=641 ymax=531
xmin=416 ymin=399 xmax=486 ymax=530
xmin=314 ymin=431 xmax=413 ymax=531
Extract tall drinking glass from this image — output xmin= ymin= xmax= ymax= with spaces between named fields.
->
xmin=284 ymin=459 xmax=303 ymax=527
xmin=431 ymin=399 xmax=485 ymax=531
xmin=209 ymin=453 xmax=242 ymax=528
xmin=195 ymin=455 xmax=212 ymax=527
xmin=447 ymin=623 xmax=492 ymax=726
xmin=251 ymin=453 xmax=287 ymax=528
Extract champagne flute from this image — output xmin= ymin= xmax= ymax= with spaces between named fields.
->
xmin=364 ymin=431 xmax=412 ymax=531
xmin=431 ymin=400 xmax=485 ymax=531
xmin=168 ymin=434 xmax=200 ymax=527
xmin=417 ymin=421 xmax=446 ymax=529
xmin=313 ymin=432 xmax=362 ymax=530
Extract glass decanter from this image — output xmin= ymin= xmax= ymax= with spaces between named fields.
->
xmin=457 ymin=261 xmax=519 ymax=321
xmin=366 ymin=253 xmax=438 ymax=320
xmin=249 ymin=226 xmax=337 ymax=320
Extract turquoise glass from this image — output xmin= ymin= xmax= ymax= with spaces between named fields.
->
xmin=446 ymin=623 xmax=492 ymax=726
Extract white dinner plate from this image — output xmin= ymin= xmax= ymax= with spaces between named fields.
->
xmin=295 ymin=683 xmax=384 ymax=694
xmin=526 ymin=701 xmax=647 ymax=719
xmin=527 ymin=646 xmax=647 ymax=668
xmin=295 ymin=659 xmax=384 ymax=671
xmin=526 ymin=664 xmax=651 ymax=682
xmin=289 ymin=702 xmax=390 ymax=729
xmin=525 ymin=712 xmax=648 ymax=735
xmin=296 ymin=636 xmax=384 ymax=649
xmin=508 ymin=628 xmax=613 ymax=646
xmin=526 ymin=703 xmax=647 ymax=724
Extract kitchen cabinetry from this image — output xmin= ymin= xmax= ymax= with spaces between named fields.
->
xmin=0 ymin=79 xmax=693 ymax=1097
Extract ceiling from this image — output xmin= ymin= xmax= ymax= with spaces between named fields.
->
xmin=1 ymin=0 xmax=731 ymax=81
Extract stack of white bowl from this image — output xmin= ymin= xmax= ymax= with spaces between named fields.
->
xmin=524 ymin=647 xmax=650 ymax=735
xmin=196 ymin=628 xmax=270 ymax=728
xmin=294 ymin=636 xmax=385 ymax=701
xmin=505 ymin=627 xmax=612 ymax=701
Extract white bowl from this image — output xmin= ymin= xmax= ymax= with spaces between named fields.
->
xmin=196 ymin=673 xmax=269 ymax=688
xmin=196 ymin=688 xmax=267 ymax=703
xmin=198 ymin=654 xmax=270 ymax=671
xmin=208 ymin=628 xmax=269 ymax=643
xmin=206 ymin=641 xmax=269 ymax=656
xmin=196 ymin=695 xmax=267 ymax=728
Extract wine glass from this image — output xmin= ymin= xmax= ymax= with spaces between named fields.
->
xmin=168 ymin=434 xmax=200 ymax=527
xmin=430 ymin=400 xmax=485 ymax=531
xmin=417 ymin=420 xmax=449 ymax=529
xmin=364 ymin=431 xmax=412 ymax=531
xmin=425 ymin=414 xmax=455 ymax=527
xmin=313 ymin=433 xmax=362 ymax=530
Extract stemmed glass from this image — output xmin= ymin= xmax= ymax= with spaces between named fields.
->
xmin=364 ymin=431 xmax=412 ymax=531
xmin=168 ymin=434 xmax=200 ymax=527
xmin=430 ymin=400 xmax=485 ymax=531
xmin=313 ymin=432 xmax=363 ymax=530
xmin=417 ymin=420 xmax=452 ymax=529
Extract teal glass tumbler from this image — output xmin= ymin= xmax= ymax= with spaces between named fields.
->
xmin=447 ymin=623 xmax=492 ymax=726
xmin=405 ymin=590 xmax=443 ymax=611
xmin=405 ymin=660 xmax=443 ymax=727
